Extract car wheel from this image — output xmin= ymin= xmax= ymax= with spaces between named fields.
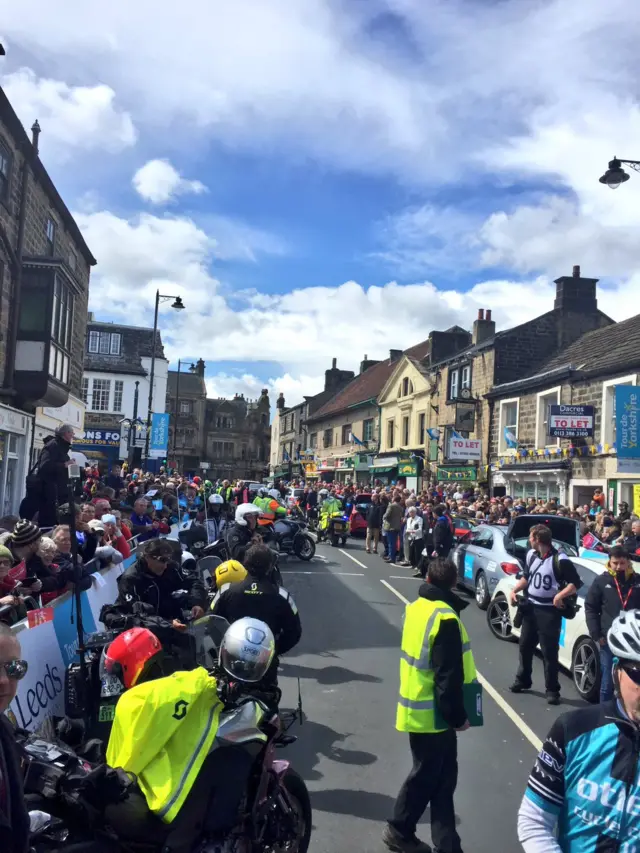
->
xmin=572 ymin=637 xmax=601 ymax=703
xmin=486 ymin=595 xmax=515 ymax=641
xmin=474 ymin=571 xmax=490 ymax=610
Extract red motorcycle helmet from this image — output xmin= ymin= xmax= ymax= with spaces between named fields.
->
xmin=101 ymin=627 xmax=163 ymax=690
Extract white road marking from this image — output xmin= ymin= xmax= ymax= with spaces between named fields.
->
xmin=338 ymin=549 xmax=368 ymax=569
xmin=379 ymin=579 xmax=543 ymax=752
xmin=281 ymin=571 xmax=365 ymax=576
xmin=388 ymin=575 xmax=421 ymax=580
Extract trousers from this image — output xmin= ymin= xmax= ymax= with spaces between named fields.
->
xmin=600 ymin=643 xmax=615 ymax=703
xmin=366 ymin=527 xmax=380 ymax=552
xmin=389 ymin=730 xmax=462 ymax=852
xmin=515 ymin=605 xmax=562 ymax=694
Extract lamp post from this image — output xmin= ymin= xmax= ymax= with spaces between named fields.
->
xmin=144 ymin=289 xmax=185 ymax=466
xmin=598 ymin=157 xmax=640 ymax=189
xmin=172 ymin=359 xmax=196 ymax=465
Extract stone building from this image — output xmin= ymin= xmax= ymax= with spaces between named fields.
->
xmin=0 ymin=87 xmax=95 ymax=510
xmin=486 ymin=312 xmax=640 ymax=510
xmin=166 ymin=361 xmax=271 ymax=479
xmin=422 ymin=265 xmax=612 ymax=487
xmin=272 ymin=358 xmax=354 ymax=480
xmin=80 ymin=317 xmax=168 ymax=467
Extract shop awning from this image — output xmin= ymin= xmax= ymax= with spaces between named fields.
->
xmin=372 ymin=466 xmax=395 ymax=474
xmin=371 ymin=456 xmax=399 ymax=469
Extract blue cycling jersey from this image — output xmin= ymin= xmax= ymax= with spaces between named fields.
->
xmin=522 ymin=701 xmax=640 ymax=851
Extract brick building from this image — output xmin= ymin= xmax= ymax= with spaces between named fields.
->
xmin=79 ymin=318 xmax=168 ymax=467
xmin=272 ymin=358 xmax=354 ymax=480
xmin=486 ymin=313 xmax=640 ymax=510
xmin=422 ymin=265 xmax=612 ymax=487
xmin=0 ymin=86 xmax=95 ymax=511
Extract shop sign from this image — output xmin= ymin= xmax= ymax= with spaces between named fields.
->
xmin=455 ymin=403 xmax=476 ymax=433
xmin=0 ymin=405 xmax=28 ymax=435
xmin=616 ymin=386 xmax=640 ymax=468
xmin=75 ymin=430 xmax=121 ymax=447
xmin=299 ymin=451 xmax=315 ymax=462
xmin=304 ymin=462 xmax=317 ymax=475
xmin=548 ymin=405 xmax=594 ymax=438
xmin=448 ymin=437 xmax=482 ymax=461
xmin=149 ymin=412 xmax=170 ymax=459
xmin=436 ymin=466 xmax=476 ymax=481
xmin=398 ymin=460 xmax=418 ymax=476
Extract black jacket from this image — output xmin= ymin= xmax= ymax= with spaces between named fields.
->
xmin=366 ymin=502 xmax=384 ymax=529
xmin=0 ymin=716 xmax=29 ymax=853
xmin=433 ymin=516 xmax=454 ymax=556
xmin=114 ymin=558 xmax=207 ymax=621
xmin=418 ymin=582 xmax=468 ymax=729
xmin=585 ymin=570 xmax=640 ymax=642
xmin=212 ymin=574 xmax=302 ymax=658
xmin=225 ymin=522 xmax=255 ymax=563
xmin=621 ymin=535 xmax=640 ymax=561
xmin=37 ymin=434 xmax=71 ymax=500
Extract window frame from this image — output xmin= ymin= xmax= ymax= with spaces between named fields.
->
xmin=309 ymin=432 xmax=318 ymax=449
xmin=81 ymin=377 xmax=89 ymax=405
xmin=323 ymin=428 xmax=333 ymax=448
xmin=535 ymin=386 xmax=561 ymax=448
xmin=387 ymin=419 xmax=395 ymax=449
xmin=461 ymin=365 xmax=471 ymax=390
xmin=602 ymin=374 xmax=638 ymax=447
xmin=341 ymin=424 xmax=352 ymax=446
xmin=91 ymin=378 xmax=111 ymax=412
xmin=0 ymin=139 xmax=11 ymax=204
xmin=49 ymin=277 xmax=73 ymax=385
xmin=362 ymin=418 xmax=374 ymax=443
xmin=449 ymin=368 xmax=459 ymax=401
xmin=113 ymin=380 xmax=124 ymax=413
xmin=45 ymin=216 xmax=56 ymax=257
xmin=418 ymin=412 xmax=426 ymax=445
xmin=498 ymin=397 xmax=520 ymax=454
xmin=402 ymin=415 xmax=410 ymax=446
xmin=180 ymin=400 xmax=192 ymax=415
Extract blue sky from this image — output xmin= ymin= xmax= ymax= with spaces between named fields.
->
xmin=3 ymin=0 xmax=640 ymax=405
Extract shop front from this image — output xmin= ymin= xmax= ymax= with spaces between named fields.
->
xmin=494 ymin=461 xmax=571 ymax=504
xmin=370 ymin=455 xmax=399 ymax=486
xmin=398 ymin=456 xmax=423 ymax=492
xmin=334 ymin=457 xmax=354 ymax=484
xmin=73 ymin=428 xmax=122 ymax=471
xmin=0 ymin=404 xmax=32 ymax=516
xmin=316 ymin=459 xmax=336 ymax=483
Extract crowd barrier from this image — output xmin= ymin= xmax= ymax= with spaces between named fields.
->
xmin=6 ymin=528 xmax=179 ymax=731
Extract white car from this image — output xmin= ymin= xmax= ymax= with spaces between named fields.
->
xmin=286 ymin=488 xmax=305 ymax=509
xmin=485 ymin=557 xmax=611 ymax=703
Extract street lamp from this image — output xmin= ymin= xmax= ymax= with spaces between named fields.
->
xmin=598 ymin=156 xmax=640 ymax=189
xmin=143 ymin=290 xmax=186 ymax=466
xmin=172 ymin=359 xmax=196 ymax=464
xmin=120 ymin=379 xmax=145 ymax=453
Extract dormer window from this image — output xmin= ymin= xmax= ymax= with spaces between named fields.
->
xmin=88 ymin=330 xmax=121 ymax=355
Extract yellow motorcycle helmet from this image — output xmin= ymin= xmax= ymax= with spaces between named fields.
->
xmin=213 ymin=559 xmax=247 ymax=592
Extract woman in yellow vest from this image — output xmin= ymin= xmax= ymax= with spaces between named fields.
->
xmin=384 ymin=558 xmax=482 ymax=853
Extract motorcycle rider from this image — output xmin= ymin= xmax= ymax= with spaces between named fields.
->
xmin=205 ymin=493 xmax=227 ymax=542
xmin=317 ymin=488 xmax=343 ymax=538
xmin=213 ymin=559 xmax=247 ymax=591
xmin=225 ymin=503 xmax=263 ymax=563
xmin=211 ymin=543 xmax=301 ymax=686
xmin=104 ymin=624 xmax=270 ymax=846
xmin=261 ymin=489 xmax=288 ymax=522
xmin=111 ymin=538 xmax=206 ymax=629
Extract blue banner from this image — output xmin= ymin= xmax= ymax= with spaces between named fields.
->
xmin=616 ymin=385 xmax=640 ymax=459
xmin=149 ymin=412 xmax=170 ymax=458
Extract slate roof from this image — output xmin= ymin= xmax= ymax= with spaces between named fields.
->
xmin=167 ymin=371 xmax=206 ymax=396
xmin=538 ymin=313 xmax=640 ymax=374
xmin=306 ymin=338 xmax=432 ymax=423
xmin=84 ymin=321 xmax=165 ymax=375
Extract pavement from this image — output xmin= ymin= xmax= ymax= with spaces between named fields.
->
xmin=276 ymin=537 xmax=586 ymax=853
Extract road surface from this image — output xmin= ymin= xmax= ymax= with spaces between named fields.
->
xmin=277 ymin=538 xmax=584 ymax=853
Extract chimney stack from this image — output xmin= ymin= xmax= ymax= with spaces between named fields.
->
xmin=276 ymin=392 xmax=285 ymax=410
xmin=332 ymin=357 xmax=337 ymax=369
xmin=573 ymin=265 xmax=580 ymax=278
xmin=472 ymin=307 xmax=496 ymax=346
xmin=360 ymin=354 xmax=380 ymax=374
xmin=389 ymin=349 xmax=402 ymax=361
xmin=31 ymin=120 xmax=41 ymax=154
xmin=554 ymin=265 xmax=598 ymax=315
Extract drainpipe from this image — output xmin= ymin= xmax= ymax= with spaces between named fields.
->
xmin=486 ymin=399 xmax=495 ymax=496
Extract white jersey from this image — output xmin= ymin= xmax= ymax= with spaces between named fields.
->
xmin=525 ymin=548 xmax=560 ymax=606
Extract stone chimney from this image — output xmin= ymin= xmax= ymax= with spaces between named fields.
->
xmin=194 ymin=358 xmax=205 ymax=377
xmin=276 ymin=392 xmax=286 ymax=410
xmin=389 ymin=349 xmax=403 ymax=361
xmin=324 ymin=358 xmax=355 ymax=393
xmin=472 ymin=307 xmax=496 ymax=346
xmin=31 ymin=120 xmax=41 ymax=154
xmin=360 ymin=354 xmax=380 ymax=374
xmin=554 ymin=264 xmax=598 ymax=314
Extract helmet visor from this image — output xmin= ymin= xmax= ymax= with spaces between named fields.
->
xmin=99 ymin=646 xmax=126 ymax=697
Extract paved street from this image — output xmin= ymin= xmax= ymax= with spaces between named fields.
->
xmin=277 ymin=538 xmax=585 ymax=853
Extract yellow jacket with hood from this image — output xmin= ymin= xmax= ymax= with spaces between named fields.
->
xmin=106 ymin=666 xmax=223 ymax=823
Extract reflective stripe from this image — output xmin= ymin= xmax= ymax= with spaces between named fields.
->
xmin=398 ymin=696 xmax=435 ymax=711
xmin=402 ymin=604 xmax=456 ymax=670
xmin=462 ymin=641 xmax=471 ymax=653
xmin=157 ymin=703 xmax=218 ymax=820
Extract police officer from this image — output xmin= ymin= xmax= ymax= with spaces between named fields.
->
xmin=212 ymin=543 xmax=301 ymax=685
xmin=509 ymin=523 xmax=582 ymax=705
xmin=225 ymin=503 xmax=263 ymax=563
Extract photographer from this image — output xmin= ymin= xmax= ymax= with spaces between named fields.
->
xmin=509 ymin=523 xmax=582 ymax=705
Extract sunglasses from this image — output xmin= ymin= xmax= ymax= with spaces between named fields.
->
xmin=150 ymin=555 xmax=171 ymax=564
xmin=621 ymin=664 xmax=640 ymax=687
xmin=0 ymin=659 xmax=28 ymax=680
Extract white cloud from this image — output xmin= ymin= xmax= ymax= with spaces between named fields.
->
xmin=132 ymin=159 xmax=207 ymax=204
xmin=205 ymin=372 xmax=324 ymax=407
xmin=1 ymin=67 xmax=136 ymax=158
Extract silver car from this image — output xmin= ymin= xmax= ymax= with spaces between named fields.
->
xmin=452 ymin=515 xmax=581 ymax=610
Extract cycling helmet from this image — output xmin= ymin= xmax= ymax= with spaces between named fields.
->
xmin=209 ymin=493 xmax=224 ymax=505
xmin=235 ymin=503 xmax=262 ymax=526
xmin=219 ymin=617 xmax=275 ymax=682
xmin=268 ymin=489 xmax=281 ymax=501
xmin=214 ymin=559 xmax=247 ymax=589
xmin=101 ymin=627 xmax=163 ymax=690
xmin=608 ymin=610 xmax=640 ymax=665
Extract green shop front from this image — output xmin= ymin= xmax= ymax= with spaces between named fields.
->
xmin=435 ymin=464 xmax=477 ymax=484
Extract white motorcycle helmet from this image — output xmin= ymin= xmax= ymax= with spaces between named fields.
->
xmin=235 ymin=503 xmax=262 ymax=526
xmin=219 ymin=617 xmax=275 ymax=682
xmin=319 ymin=488 xmax=329 ymax=499
xmin=257 ymin=487 xmax=269 ymax=498
xmin=268 ymin=489 xmax=281 ymax=501
xmin=209 ymin=493 xmax=224 ymax=506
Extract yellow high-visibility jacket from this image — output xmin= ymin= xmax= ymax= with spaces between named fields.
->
xmin=107 ymin=667 xmax=223 ymax=823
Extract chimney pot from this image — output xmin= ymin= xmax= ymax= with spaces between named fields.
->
xmin=573 ymin=265 xmax=580 ymax=278
xmin=332 ymin=357 xmax=337 ymax=369
xmin=485 ymin=309 xmax=492 ymax=321
xmin=477 ymin=308 xmax=484 ymax=320
xmin=31 ymin=119 xmax=41 ymax=154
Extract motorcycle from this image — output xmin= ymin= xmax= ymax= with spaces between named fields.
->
xmin=318 ymin=511 xmax=350 ymax=548
xmin=199 ymin=540 xmax=284 ymax=589
xmin=259 ymin=516 xmax=316 ymax=562
xmin=23 ymin=615 xmax=312 ymax=853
